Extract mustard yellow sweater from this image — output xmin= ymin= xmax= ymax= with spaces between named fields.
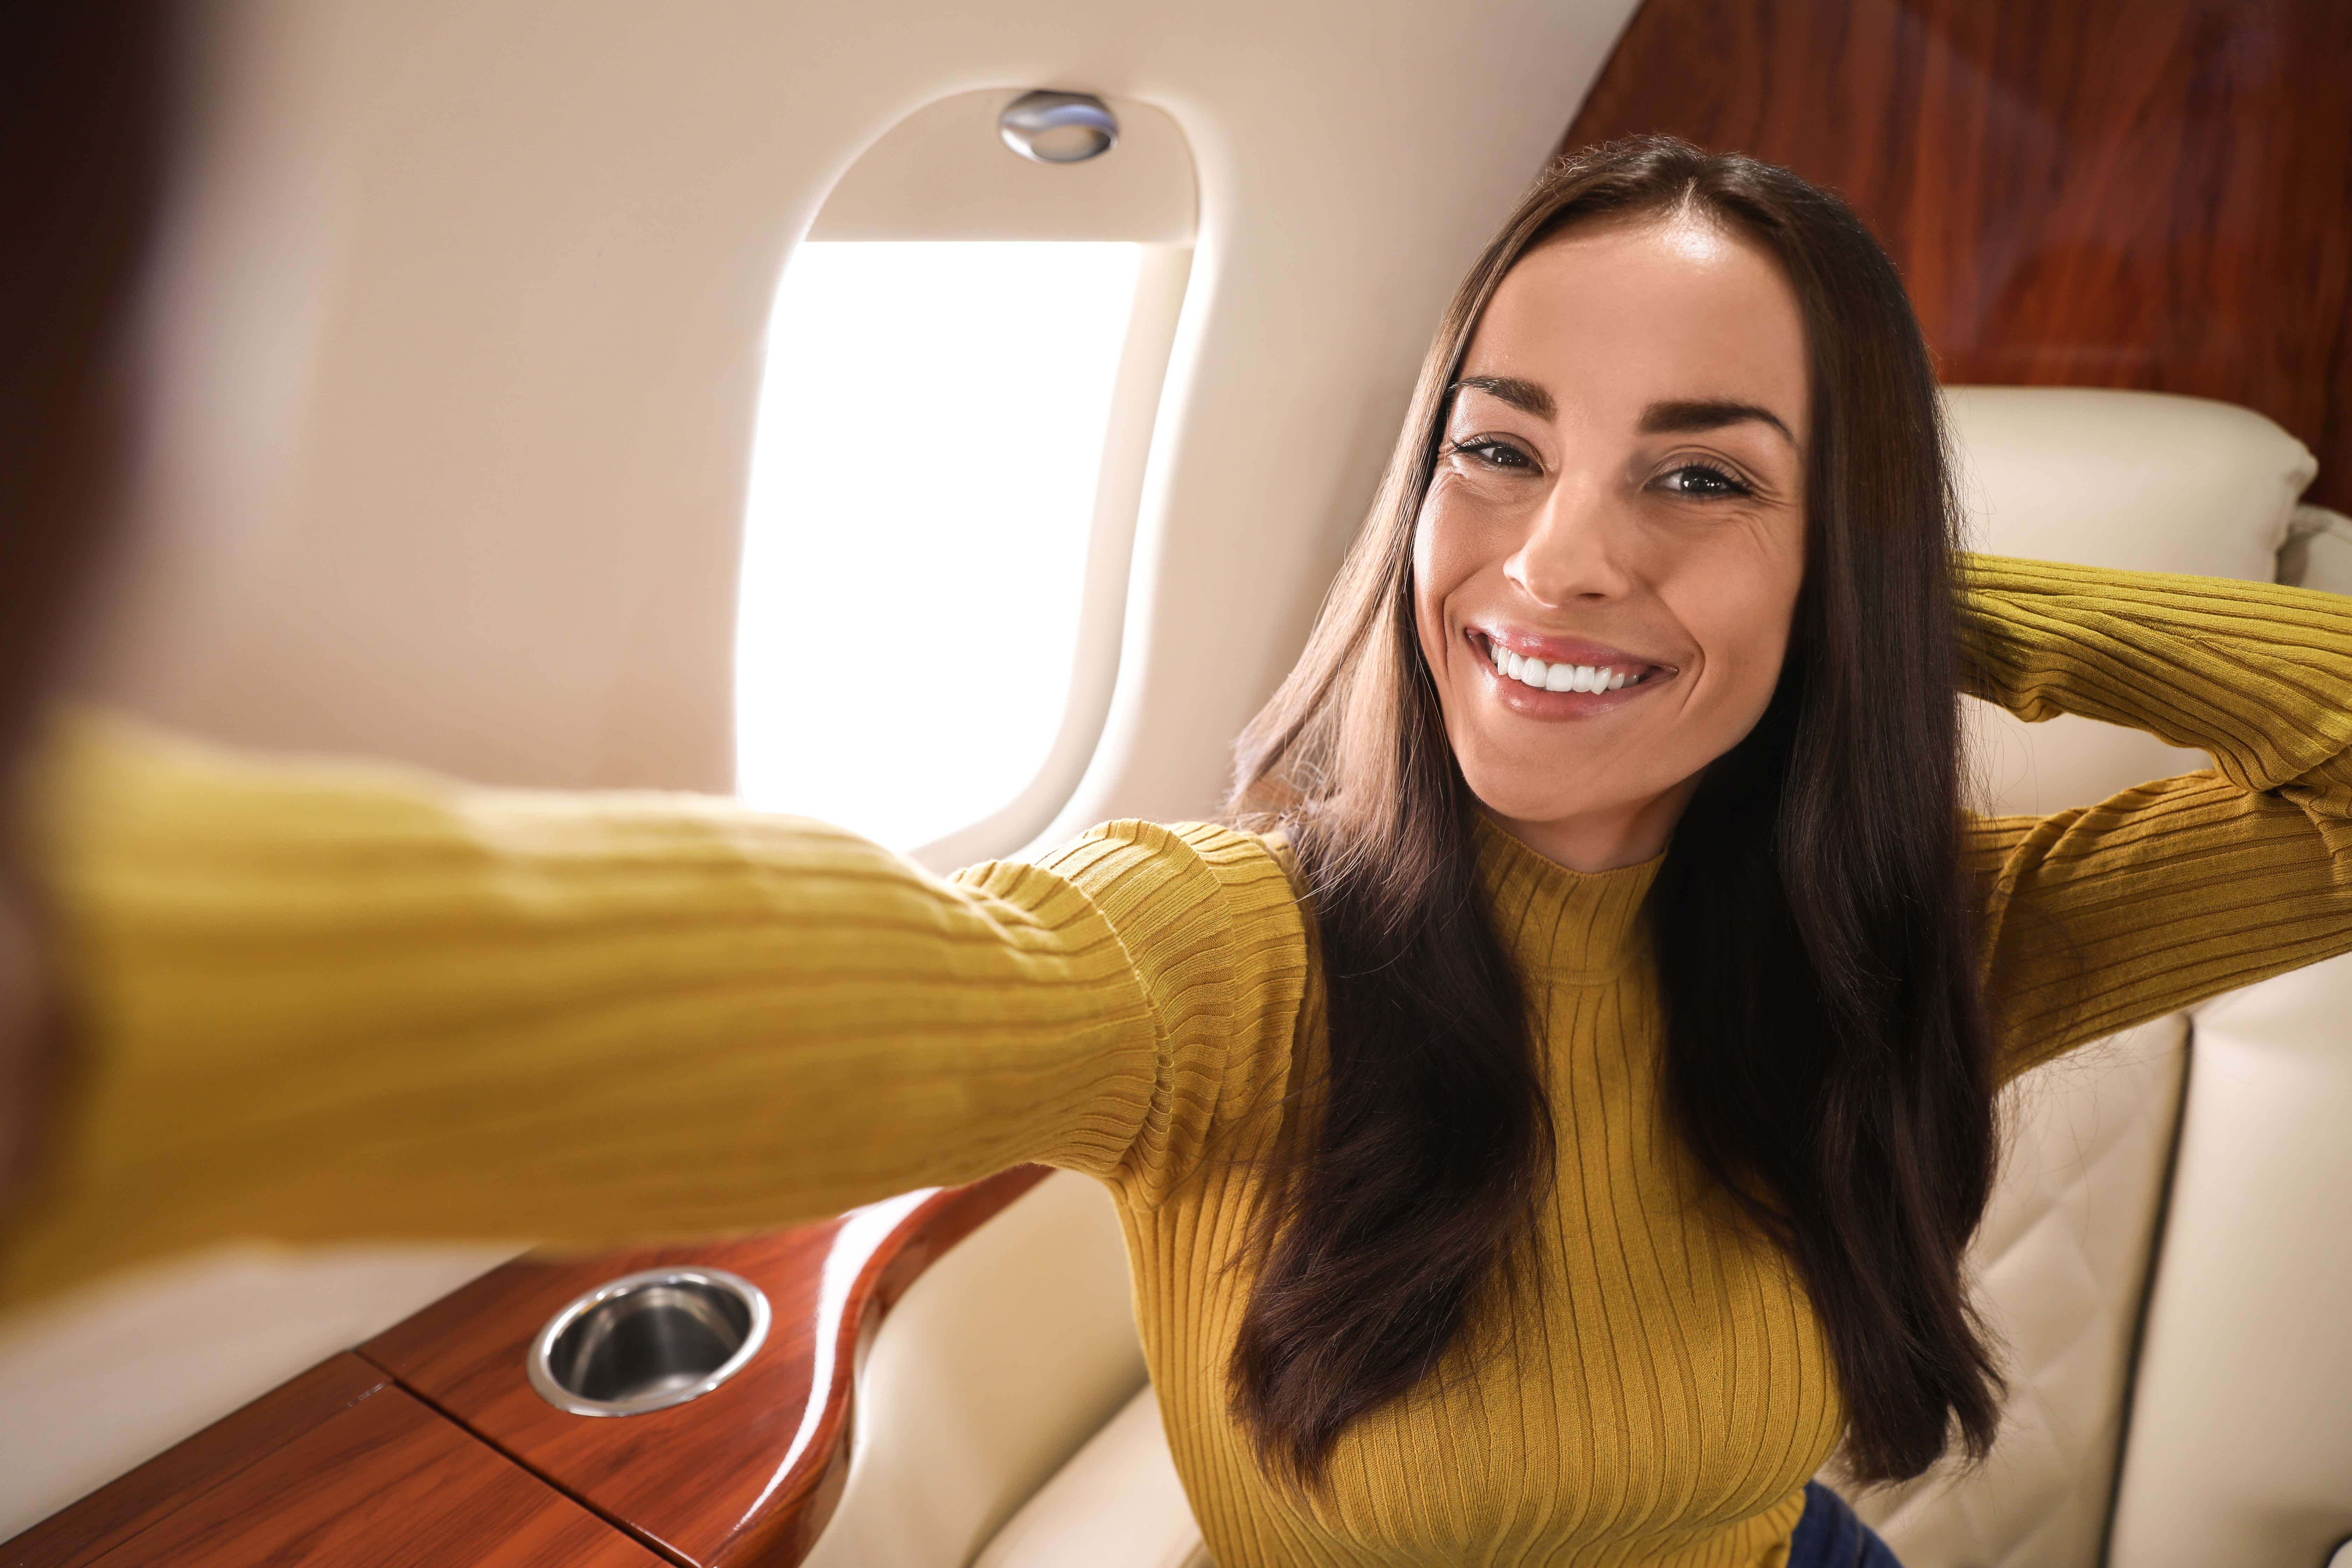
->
xmin=14 ymin=557 xmax=2352 ymax=1567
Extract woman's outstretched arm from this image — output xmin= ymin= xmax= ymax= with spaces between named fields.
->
xmin=1962 ymin=554 xmax=2352 ymax=1078
xmin=0 ymin=714 xmax=1308 ymax=1307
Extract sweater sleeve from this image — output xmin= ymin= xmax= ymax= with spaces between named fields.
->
xmin=1961 ymin=555 xmax=2352 ymax=1077
xmin=0 ymin=714 xmax=1309 ymax=1307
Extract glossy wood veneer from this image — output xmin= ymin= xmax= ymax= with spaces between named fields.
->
xmin=96 ymin=1383 xmax=664 ymax=1568
xmin=1562 ymin=0 xmax=2352 ymax=510
xmin=361 ymin=1164 xmax=1051 ymax=1567
xmin=4 ymin=1355 xmax=387 ymax=1568
xmin=5 ymin=1355 xmax=663 ymax=1568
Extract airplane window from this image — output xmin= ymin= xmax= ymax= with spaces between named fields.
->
xmin=730 ymin=88 xmax=1196 ymax=863
xmin=734 ymin=239 xmax=1144 ymax=852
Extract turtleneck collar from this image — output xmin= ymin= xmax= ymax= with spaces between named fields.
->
xmin=1473 ymin=815 xmax=1661 ymax=983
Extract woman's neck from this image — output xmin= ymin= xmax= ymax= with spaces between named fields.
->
xmin=1484 ymin=773 xmax=1700 ymax=873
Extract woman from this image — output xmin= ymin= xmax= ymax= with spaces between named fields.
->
xmin=12 ymin=138 xmax=2352 ymax=1567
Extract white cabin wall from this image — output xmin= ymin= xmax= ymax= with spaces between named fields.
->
xmin=91 ymin=0 xmax=1642 ymax=820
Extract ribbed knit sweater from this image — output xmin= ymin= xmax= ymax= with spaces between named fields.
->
xmin=13 ymin=556 xmax=2352 ymax=1566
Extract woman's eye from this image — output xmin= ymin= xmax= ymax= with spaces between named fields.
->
xmin=1657 ymin=463 xmax=1751 ymax=498
xmin=1452 ymin=439 xmax=1535 ymax=472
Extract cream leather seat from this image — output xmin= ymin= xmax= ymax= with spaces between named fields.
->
xmin=1859 ymin=389 xmax=2343 ymax=1568
xmin=806 ymin=387 xmax=2346 ymax=1568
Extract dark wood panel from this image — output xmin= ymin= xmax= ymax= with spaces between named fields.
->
xmin=3 ymin=1353 xmax=388 ymax=1568
xmin=362 ymin=1166 xmax=1050 ymax=1568
xmin=70 ymin=1383 xmax=663 ymax=1568
xmin=1562 ymin=0 xmax=2352 ymax=511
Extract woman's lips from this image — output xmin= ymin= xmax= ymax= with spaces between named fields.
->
xmin=1468 ymin=628 xmax=1677 ymax=715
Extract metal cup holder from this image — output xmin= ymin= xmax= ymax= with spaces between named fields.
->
xmin=526 ymin=1267 xmax=771 ymax=1417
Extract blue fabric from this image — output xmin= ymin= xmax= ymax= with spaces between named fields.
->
xmin=1785 ymin=1481 xmax=1904 ymax=1568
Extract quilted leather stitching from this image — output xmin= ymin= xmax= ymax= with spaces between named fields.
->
xmin=1847 ymin=1015 xmax=2187 ymax=1568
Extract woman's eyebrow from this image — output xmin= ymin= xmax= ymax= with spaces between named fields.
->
xmin=1451 ymin=375 xmax=1554 ymax=419
xmin=1639 ymin=398 xmax=1796 ymax=445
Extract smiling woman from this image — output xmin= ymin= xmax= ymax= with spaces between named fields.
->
xmin=1414 ymin=217 xmax=1811 ymax=872
xmin=1224 ymin=142 xmax=1999 ymax=1527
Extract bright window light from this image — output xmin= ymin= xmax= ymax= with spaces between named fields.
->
xmin=735 ymin=241 xmax=1144 ymax=850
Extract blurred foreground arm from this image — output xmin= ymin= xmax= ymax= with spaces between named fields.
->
xmin=3 ymin=714 xmax=1305 ymax=1308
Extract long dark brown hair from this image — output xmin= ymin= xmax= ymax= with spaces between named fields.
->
xmin=1226 ymin=137 xmax=2000 ymax=1489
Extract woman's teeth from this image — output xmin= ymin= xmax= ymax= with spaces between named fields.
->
xmin=1487 ymin=638 xmax=1640 ymax=693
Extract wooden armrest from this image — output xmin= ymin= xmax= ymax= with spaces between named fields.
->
xmin=2 ymin=1169 xmax=1050 ymax=1565
xmin=358 ymin=1165 xmax=1052 ymax=1567
xmin=2 ymin=1356 xmax=391 ymax=1568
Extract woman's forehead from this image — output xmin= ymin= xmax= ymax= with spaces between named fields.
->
xmin=1461 ymin=218 xmax=1809 ymax=440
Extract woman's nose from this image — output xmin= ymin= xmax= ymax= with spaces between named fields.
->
xmin=1505 ymin=472 xmax=1632 ymax=607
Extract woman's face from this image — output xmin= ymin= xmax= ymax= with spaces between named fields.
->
xmin=1413 ymin=215 xmax=1811 ymax=872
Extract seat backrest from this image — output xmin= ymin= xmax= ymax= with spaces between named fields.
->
xmin=1851 ymin=387 xmax=2321 ymax=1568
xmin=1949 ymin=386 xmax=2314 ymax=822
xmin=802 ymin=1170 xmax=1145 ymax=1568
xmin=2111 ymin=951 xmax=2352 ymax=1568
xmin=2085 ymin=439 xmax=2352 ymax=1568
